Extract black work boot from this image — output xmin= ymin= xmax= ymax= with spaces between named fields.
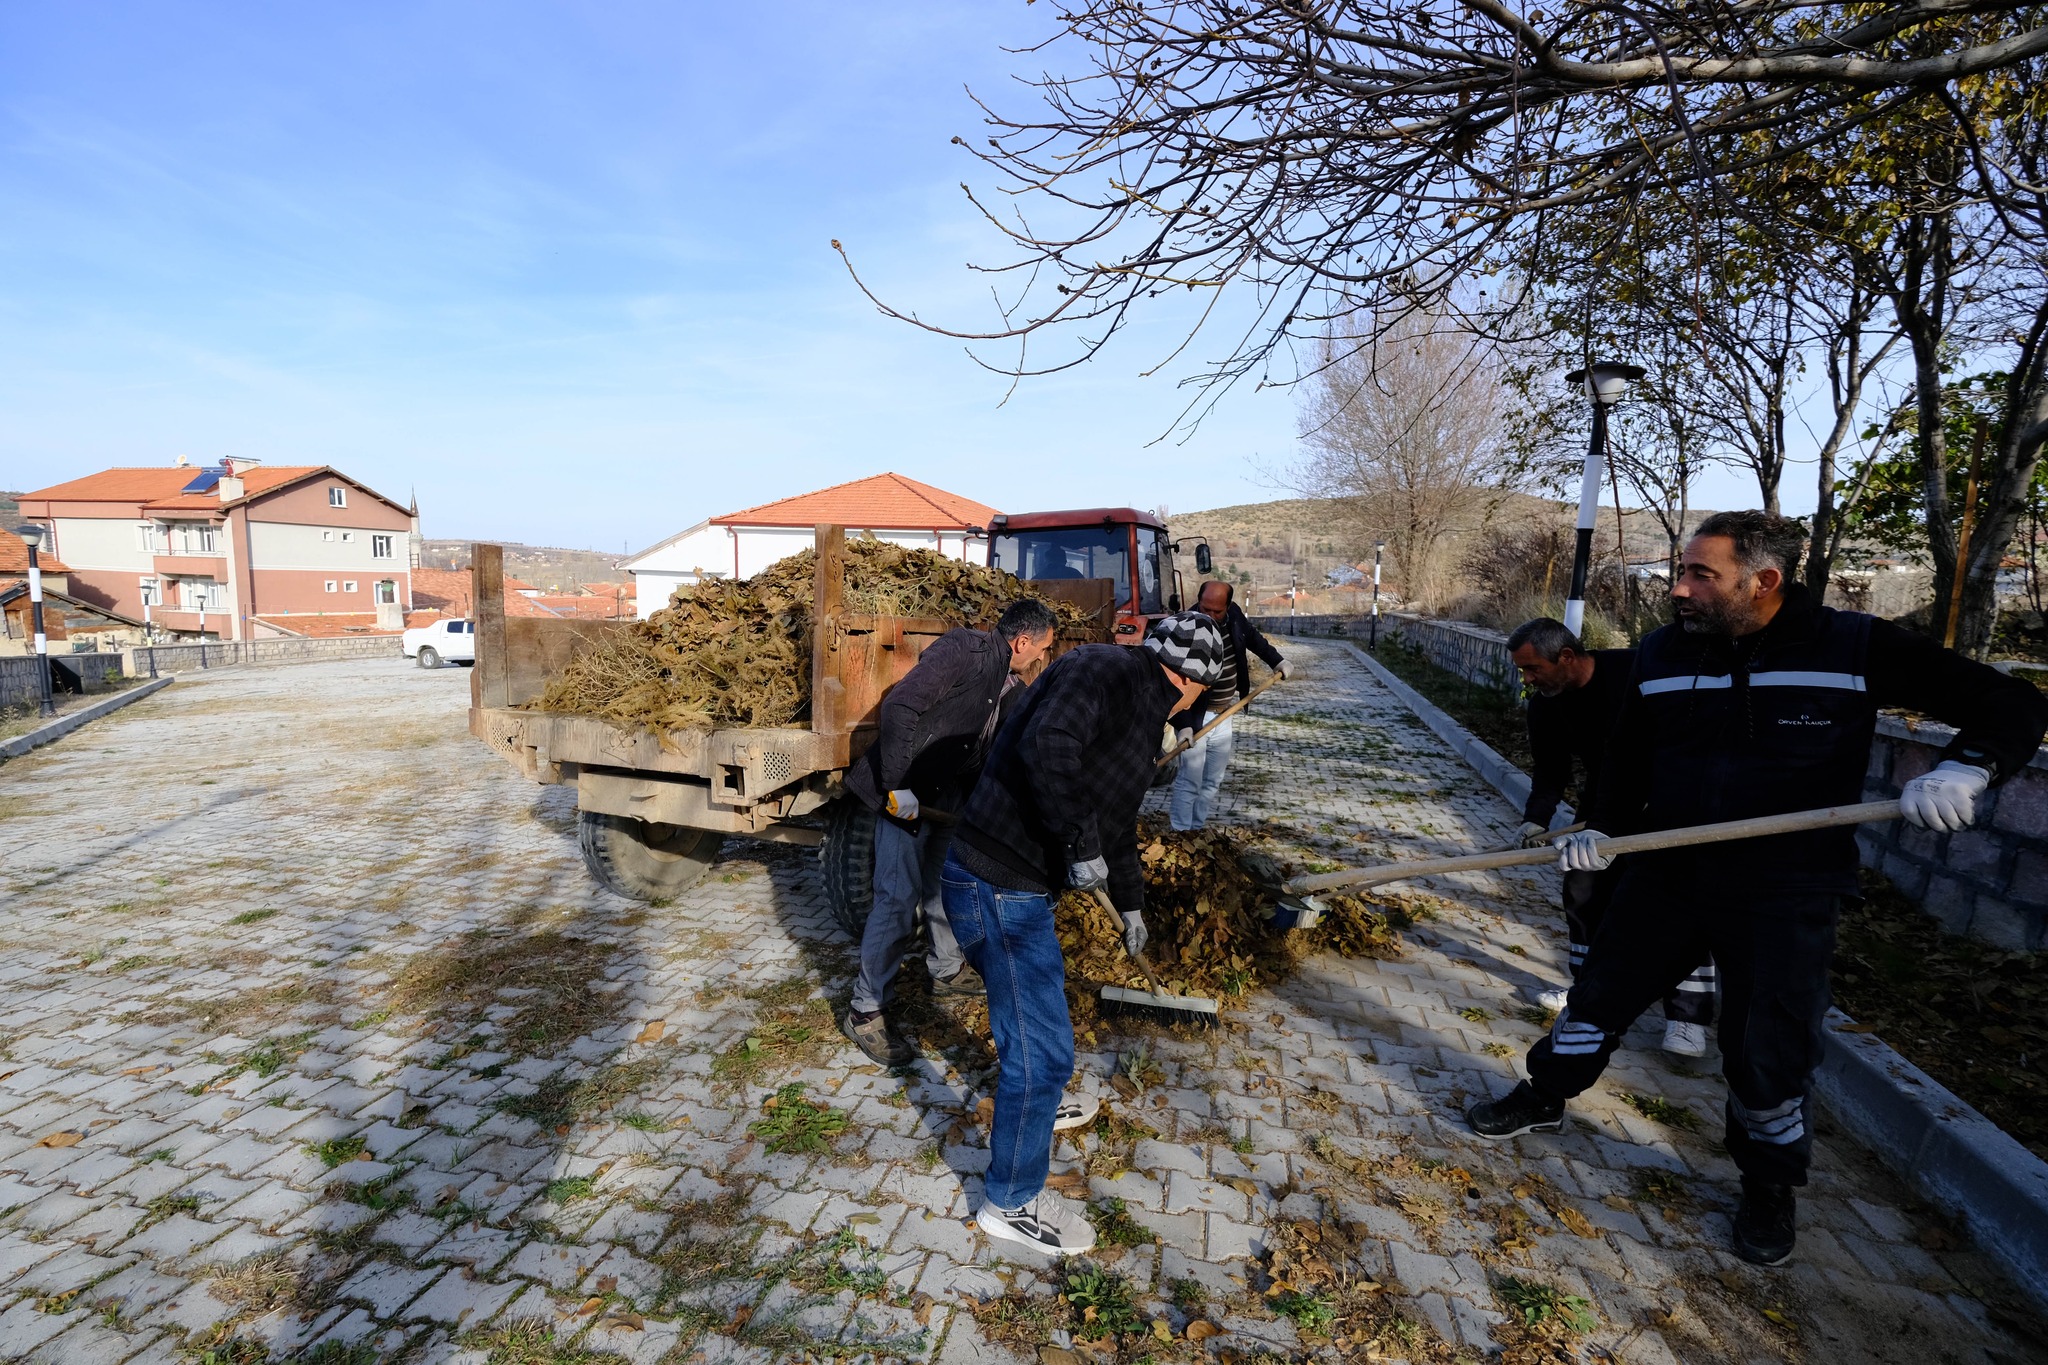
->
xmin=1733 ymin=1179 xmax=1797 ymax=1265
xmin=1467 ymin=1081 xmax=1566 ymax=1139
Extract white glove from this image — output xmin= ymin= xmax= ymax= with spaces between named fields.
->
xmin=1160 ymin=723 xmax=1180 ymax=756
xmin=1274 ymin=660 xmax=1290 ymax=681
xmin=1556 ymin=829 xmax=1611 ymax=872
xmin=1068 ymin=856 xmax=1109 ymax=891
xmin=885 ymin=789 xmax=920 ymax=822
xmin=1120 ymin=911 xmax=1149 ymax=959
xmin=1516 ymin=821 xmax=1551 ymax=848
xmin=1901 ymin=761 xmax=1991 ymax=833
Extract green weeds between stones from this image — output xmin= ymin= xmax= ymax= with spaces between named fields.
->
xmin=1087 ymin=1196 xmax=1156 ymax=1248
xmin=1495 ymin=1275 xmax=1597 ymax=1334
xmin=306 ymin=1135 xmax=366 ymax=1168
xmin=748 ymin=1082 xmax=850 ymax=1154
xmin=1620 ymin=1092 xmax=1701 ymax=1131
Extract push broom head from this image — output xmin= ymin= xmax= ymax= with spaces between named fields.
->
xmin=1099 ymin=984 xmax=1220 ymax=1028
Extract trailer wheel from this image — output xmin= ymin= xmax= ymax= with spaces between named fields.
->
xmin=578 ymin=812 xmax=721 ymax=901
xmin=819 ymin=798 xmax=877 ymax=939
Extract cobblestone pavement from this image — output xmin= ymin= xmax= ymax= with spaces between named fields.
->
xmin=0 ymin=647 xmax=2042 ymax=1364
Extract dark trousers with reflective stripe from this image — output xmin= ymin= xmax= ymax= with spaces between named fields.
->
xmin=1528 ymin=867 xmax=1839 ymax=1185
xmin=1563 ymin=869 xmax=1716 ymax=1025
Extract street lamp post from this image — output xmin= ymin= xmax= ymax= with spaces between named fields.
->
xmin=1561 ymin=362 xmax=1646 ymax=637
xmin=13 ymin=525 xmax=57 ymax=717
xmin=1369 ymin=540 xmax=1386 ymax=651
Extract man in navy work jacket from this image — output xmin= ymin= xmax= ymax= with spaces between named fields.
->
xmin=1469 ymin=511 xmax=2048 ymax=1267
xmin=840 ymin=599 xmax=1060 ymax=1067
xmin=943 ymin=611 xmax=1224 ymax=1254
xmin=1172 ymin=580 xmax=1286 ymax=830
xmin=1508 ymin=617 xmax=1716 ymax=1057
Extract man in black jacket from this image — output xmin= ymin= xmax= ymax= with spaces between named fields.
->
xmin=945 ymin=612 xmax=1224 ymax=1254
xmin=1508 ymin=617 xmax=1715 ymax=1055
xmin=1171 ymin=581 xmax=1287 ymax=830
xmin=1470 ymin=511 xmax=2048 ymax=1267
xmin=839 ymin=599 xmax=1059 ymax=1066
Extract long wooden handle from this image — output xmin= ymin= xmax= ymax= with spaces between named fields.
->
xmin=1090 ymin=887 xmax=1171 ymax=996
xmin=1283 ymin=799 xmax=1903 ymax=895
xmin=1157 ymin=672 xmax=1282 ymax=767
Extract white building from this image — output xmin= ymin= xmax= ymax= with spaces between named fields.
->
xmin=623 ymin=473 xmax=998 ymax=618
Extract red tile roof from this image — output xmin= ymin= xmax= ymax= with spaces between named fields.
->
xmin=0 ymin=529 xmax=71 ymax=575
xmin=409 ymin=567 xmax=554 ymax=618
xmin=528 ymin=593 xmax=635 ymax=620
xmin=19 ymin=464 xmax=411 ymax=516
xmin=713 ymin=473 xmax=997 ymax=531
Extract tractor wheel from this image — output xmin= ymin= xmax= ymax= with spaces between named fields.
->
xmin=578 ymin=812 xmax=722 ymax=902
xmin=819 ymin=798 xmax=877 ymax=939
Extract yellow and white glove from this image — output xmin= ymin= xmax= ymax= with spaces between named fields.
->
xmin=885 ymin=789 xmax=920 ymax=822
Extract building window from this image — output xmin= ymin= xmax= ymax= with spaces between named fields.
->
xmin=372 ymin=534 xmax=393 ymax=559
xmin=322 ymin=530 xmax=334 ymax=542
xmin=140 ymin=578 xmax=159 ymax=607
xmin=342 ymin=580 xmax=357 ymax=593
xmin=136 ymin=524 xmax=157 ymax=552
xmin=325 ymin=580 xmax=338 ymax=593
xmin=341 ymin=531 xmax=355 ymax=543
xmin=329 ymin=487 xmax=347 ymax=507
xmin=375 ymin=580 xmax=396 ymax=605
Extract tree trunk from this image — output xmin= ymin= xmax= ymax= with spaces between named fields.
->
xmin=1953 ymin=296 xmax=2048 ymax=657
xmin=1892 ymin=212 xmax=1957 ymax=635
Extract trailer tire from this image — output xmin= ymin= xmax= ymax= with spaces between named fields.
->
xmin=579 ymin=812 xmax=721 ymax=902
xmin=819 ymin=798 xmax=877 ymax=939
xmin=418 ymin=647 xmax=441 ymax=669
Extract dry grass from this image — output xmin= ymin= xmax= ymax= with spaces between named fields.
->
xmin=381 ymin=925 xmax=621 ymax=1056
xmin=135 ymin=977 xmax=346 ymax=1033
xmin=205 ymin=1251 xmax=310 ymax=1316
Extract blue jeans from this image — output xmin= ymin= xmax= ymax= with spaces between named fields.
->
xmin=940 ymin=853 xmax=1073 ymax=1209
xmin=852 ymin=816 xmax=965 ymax=1015
xmin=1169 ymin=712 xmax=1235 ymax=830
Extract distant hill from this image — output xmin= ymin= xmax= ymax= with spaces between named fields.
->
xmin=0 ymin=491 xmax=19 ymax=522
xmin=419 ymin=539 xmax=624 ymax=593
xmin=1169 ymin=492 xmax=1723 ymax=600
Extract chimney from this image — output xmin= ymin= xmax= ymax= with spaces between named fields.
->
xmin=219 ymin=471 xmax=245 ymax=501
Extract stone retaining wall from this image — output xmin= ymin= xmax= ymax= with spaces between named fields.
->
xmin=1861 ymin=717 xmax=2048 ymax=949
xmin=128 ymin=635 xmax=403 ymax=675
xmin=1 ymin=652 xmax=131 ymax=708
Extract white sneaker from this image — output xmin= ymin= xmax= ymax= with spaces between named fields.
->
xmin=977 ymin=1190 xmax=1097 ymax=1254
xmin=1534 ymin=988 xmax=1570 ymax=1013
xmin=1052 ymin=1092 xmax=1101 ymax=1133
xmin=1662 ymin=1020 xmax=1708 ymax=1057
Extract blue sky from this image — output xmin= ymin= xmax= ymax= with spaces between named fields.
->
xmin=0 ymin=2 xmax=1774 ymax=551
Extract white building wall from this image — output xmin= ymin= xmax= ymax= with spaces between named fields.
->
xmin=248 ymin=521 xmax=408 ymax=572
xmin=49 ymin=517 xmax=153 ymax=572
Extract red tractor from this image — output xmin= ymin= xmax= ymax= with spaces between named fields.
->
xmin=987 ymin=508 xmax=1213 ymax=641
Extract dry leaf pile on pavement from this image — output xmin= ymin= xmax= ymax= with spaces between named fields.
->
xmin=532 ymin=537 xmax=1091 ymax=732
xmin=1037 ymin=824 xmax=1408 ymax=1032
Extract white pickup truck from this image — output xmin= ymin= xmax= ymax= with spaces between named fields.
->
xmin=402 ymin=618 xmax=475 ymax=668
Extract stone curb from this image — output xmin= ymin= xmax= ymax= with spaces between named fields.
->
xmin=1337 ymin=638 xmax=2048 ymax=1310
xmin=0 ymin=675 xmax=175 ymax=762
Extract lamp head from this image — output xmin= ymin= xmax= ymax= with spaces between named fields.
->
xmin=12 ymin=524 xmax=44 ymax=552
xmin=1565 ymin=361 xmax=1646 ymax=408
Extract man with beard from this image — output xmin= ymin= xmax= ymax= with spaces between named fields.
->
xmin=1507 ymin=618 xmax=1716 ymax=1055
xmin=1469 ymin=511 xmax=2048 ymax=1267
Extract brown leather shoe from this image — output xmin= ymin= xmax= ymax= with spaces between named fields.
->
xmin=840 ymin=1008 xmax=915 ymax=1067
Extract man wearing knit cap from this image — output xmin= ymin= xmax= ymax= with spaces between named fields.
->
xmin=944 ymin=611 xmax=1225 ymax=1254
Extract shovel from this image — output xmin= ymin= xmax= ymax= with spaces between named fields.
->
xmin=1158 ymin=672 xmax=1282 ymax=767
xmin=1282 ymin=799 xmax=1903 ymax=896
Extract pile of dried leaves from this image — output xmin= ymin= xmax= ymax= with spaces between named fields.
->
xmin=1833 ymin=868 xmax=2048 ymax=1160
xmin=532 ymin=537 xmax=1091 ymax=732
xmin=1042 ymin=822 xmax=1409 ymax=1033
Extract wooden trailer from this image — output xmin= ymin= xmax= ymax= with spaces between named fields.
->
xmin=467 ymin=526 xmax=1109 ymax=925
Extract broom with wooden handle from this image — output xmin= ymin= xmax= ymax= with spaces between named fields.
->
xmin=1282 ymin=800 xmax=1904 ymax=896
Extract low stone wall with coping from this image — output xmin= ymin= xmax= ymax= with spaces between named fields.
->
xmin=127 ymin=635 xmax=404 ymax=675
